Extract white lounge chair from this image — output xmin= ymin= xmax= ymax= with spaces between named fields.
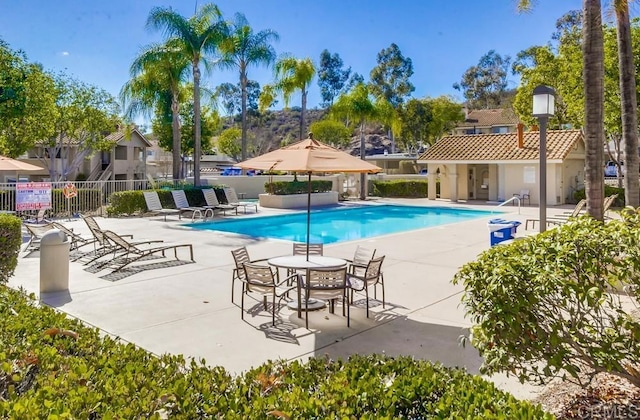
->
xmin=222 ymin=186 xmax=258 ymax=213
xmin=202 ymin=188 xmax=236 ymax=216
xmin=170 ymin=190 xmax=212 ymax=221
xmin=143 ymin=191 xmax=181 ymax=221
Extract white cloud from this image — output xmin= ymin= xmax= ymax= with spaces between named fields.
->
xmin=60 ymin=51 xmax=69 ymax=56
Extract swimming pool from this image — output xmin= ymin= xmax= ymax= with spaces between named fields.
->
xmin=189 ymin=204 xmax=495 ymax=244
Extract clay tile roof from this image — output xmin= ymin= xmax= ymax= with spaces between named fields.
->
xmin=459 ymin=108 xmax=520 ymax=127
xmin=418 ymin=129 xmax=583 ymax=162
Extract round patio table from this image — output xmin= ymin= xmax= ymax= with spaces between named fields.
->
xmin=268 ymin=255 xmax=347 ymax=311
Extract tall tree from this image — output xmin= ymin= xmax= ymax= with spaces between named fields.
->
xmin=269 ymin=56 xmax=316 ymax=139
xmin=121 ymin=40 xmax=190 ymax=180
xmin=453 ymin=50 xmax=511 ymax=109
xmin=398 ymin=98 xmax=432 ymax=153
xmin=614 ymin=0 xmax=639 ymax=207
xmin=369 ymin=43 xmax=415 ymax=153
xmin=425 ymin=96 xmax=465 ymax=144
xmin=0 ymin=40 xmax=57 ymax=157
xmin=317 ymin=49 xmax=351 ymax=107
xmin=219 ymin=13 xmax=278 ymax=161
xmin=146 ymin=3 xmax=228 ymax=186
xmin=331 ymin=83 xmax=382 ymax=199
xmin=582 ymin=0 xmax=606 ymax=220
xmin=309 ymin=119 xmax=351 ymax=148
xmin=518 ymin=1 xmax=605 ymax=220
xmin=41 ymin=74 xmax=121 ymax=181
xmin=369 ymin=43 xmax=415 ymax=107
xmin=213 ymin=82 xmax=241 ymax=123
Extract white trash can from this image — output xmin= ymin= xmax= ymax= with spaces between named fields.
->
xmin=39 ymin=229 xmax=70 ymax=293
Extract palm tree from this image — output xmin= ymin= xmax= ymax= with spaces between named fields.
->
xmin=582 ymin=0 xmax=606 ymax=220
xmin=272 ymin=56 xmax=316 ymax=139
xmin=121 ymin=40 xmax=190 ymax=180
xmin=614 ymin=0 xmax=639 ymax=208
xmin=519 ymin=0 xmax=605 ymax=219
xmin=146 ymin=4 xmax=228 ymax=186
xmin=219 ymin=13 xmax=279 ymax=161
xmin=331 ymin=83 xmax=382 ymax=199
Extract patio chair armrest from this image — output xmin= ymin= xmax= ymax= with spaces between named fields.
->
xmin=346 ymin=273 xmax=366 ymax=290
xmin=278 ymin=273 xmax=300 ymax=288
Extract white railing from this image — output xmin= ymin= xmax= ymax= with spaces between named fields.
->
xmin=493 ymin=196 xmax=521 ymax=214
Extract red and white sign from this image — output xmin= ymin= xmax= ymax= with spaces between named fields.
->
xmin=16 ymin=182 xmax=52 ymax=211
xmin=63 ymin=182 xmax=78 ymax=199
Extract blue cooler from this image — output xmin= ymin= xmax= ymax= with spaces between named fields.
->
xmin=487 ymin=218 xmax=521 ymax=246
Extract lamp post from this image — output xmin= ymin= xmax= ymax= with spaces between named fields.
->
xmin=532 ymin=85 xmax=556 ymax=233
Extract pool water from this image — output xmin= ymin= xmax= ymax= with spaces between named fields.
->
xmin=189 ymin=204 xmax=495 ymax=244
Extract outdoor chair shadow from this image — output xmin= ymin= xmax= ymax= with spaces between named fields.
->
xmin=83 ymin=257 xmax=194 ymax=281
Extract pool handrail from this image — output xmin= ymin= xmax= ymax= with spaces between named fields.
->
xmin=493 ymin=196 xmax=520 ymax=214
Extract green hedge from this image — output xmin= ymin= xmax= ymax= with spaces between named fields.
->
xmin=106 ymin=188 xmax=225 ymax=217
xmin=265 ymin=180 xmax=332 ymax=195
xmin=51 ymin=188 xmax=101 ymax=215
xmin=0 ymin=214 xmax=22 ymax=284
xmin=573 ymin=185 xmax=625 ymax=207
xmin=371 ymin=180 xmax=433 ymax=198
xmin=0 ymin=286 xmax=551 ymax=418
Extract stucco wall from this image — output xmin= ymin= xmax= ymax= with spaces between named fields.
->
xmin=200 ymin=174 xmax=343 ymax=199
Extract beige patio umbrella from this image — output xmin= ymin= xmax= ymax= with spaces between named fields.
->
xmin=237 ymin=134 xmax=381 ymax=259
xmin=0 ymin=155 xmax=42 ymax=172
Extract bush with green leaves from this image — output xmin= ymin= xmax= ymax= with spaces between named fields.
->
xmin=371 ymin=179 xmax=430 ymax=197
xmin=0 ymin=214 xmax=22 ymax=284
xmin=573 ymin=185 xmax=625 ymax=207
xmin=106 ymin=188 xmax=222 ymax=216
xmin=265 ymin=180 xmax=333 ymax=195
xmin=0 ymin=285 xmax=551 ymax=418
xmin=454 ymin=208 xmax=640 ymax=388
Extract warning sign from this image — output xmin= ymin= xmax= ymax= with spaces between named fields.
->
xmin=63 ymin=182 xmax=78 ymax=199
xmin=16 ymin=182 xmax=52 ymax=211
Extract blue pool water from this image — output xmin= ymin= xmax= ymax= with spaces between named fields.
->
xmin=189 ymin=204 xmax=495 ymax=244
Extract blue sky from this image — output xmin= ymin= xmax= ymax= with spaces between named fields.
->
xmin=0 ymin=0 xmax=586 ymax=114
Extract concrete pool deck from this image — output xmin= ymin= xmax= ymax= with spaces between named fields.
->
xmin=8 ymin=198 xmax=576 ymax=401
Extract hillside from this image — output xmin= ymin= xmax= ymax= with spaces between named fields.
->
xmin=224 ymin=108 xmax=391 ymax=157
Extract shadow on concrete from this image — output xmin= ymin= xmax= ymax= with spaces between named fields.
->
xmin=40 ymin=290 xmax=72 ymax=307
xmin=312 ymin=315 xmax=483 ymax=374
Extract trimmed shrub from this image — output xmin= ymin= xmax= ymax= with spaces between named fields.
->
xmin=106 ymin=190 xmax=147 ymax=216
xmin=0 ymin=285 xmax=551 ymax=418
xmin=371 ymin=180 xmax=429 ymax=197
xmin=0 ymin=214 xmax=22 ymax=284
xmin=573 ymin=185 xmax=625 ymax=207
xmin=454 ymin=209 xmax=640 ymax=388
xmin=265 ymin=180 xmax=333 ymax=195
xmin=106 ymin=188 xmax=223 ymax=216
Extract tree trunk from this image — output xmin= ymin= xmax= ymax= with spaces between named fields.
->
xmin=616 ymin=2 xmax=640 ymax=207
xmin=300 ymin=88 xmax=307 ymax=140
xmin=171 ymin=92 xmax=181 ymax=181
xmin=193 ymin=62 xmax=202 ymax=187
xmin=582 ymin=0 xmax=605 ymax=220
xmin=240 ymin=66 xmax=248 ymax=162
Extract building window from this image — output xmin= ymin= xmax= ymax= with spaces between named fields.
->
xmin=115 ymin=146 xmax=127 ymax=160
xmin=491 ymin=126 xmax=509 ymax=134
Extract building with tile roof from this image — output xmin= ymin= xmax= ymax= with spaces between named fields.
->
xmin=417 ymin=128 xmax=585 ymax=205
xmin=453 ymin=108 xmax=521 ymax=135
xmin=17 ymin=127 xmax=151 ymax=182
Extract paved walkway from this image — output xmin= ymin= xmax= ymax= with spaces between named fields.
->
xmin=9 ymin=198 xmax=574 ymax=400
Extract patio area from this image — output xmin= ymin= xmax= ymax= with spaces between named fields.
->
xmin=8 ymin=198 xmax=575 ymax=400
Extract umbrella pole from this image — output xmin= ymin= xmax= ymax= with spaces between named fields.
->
xmin=306 ymin=172 xmax=311 ymax=261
